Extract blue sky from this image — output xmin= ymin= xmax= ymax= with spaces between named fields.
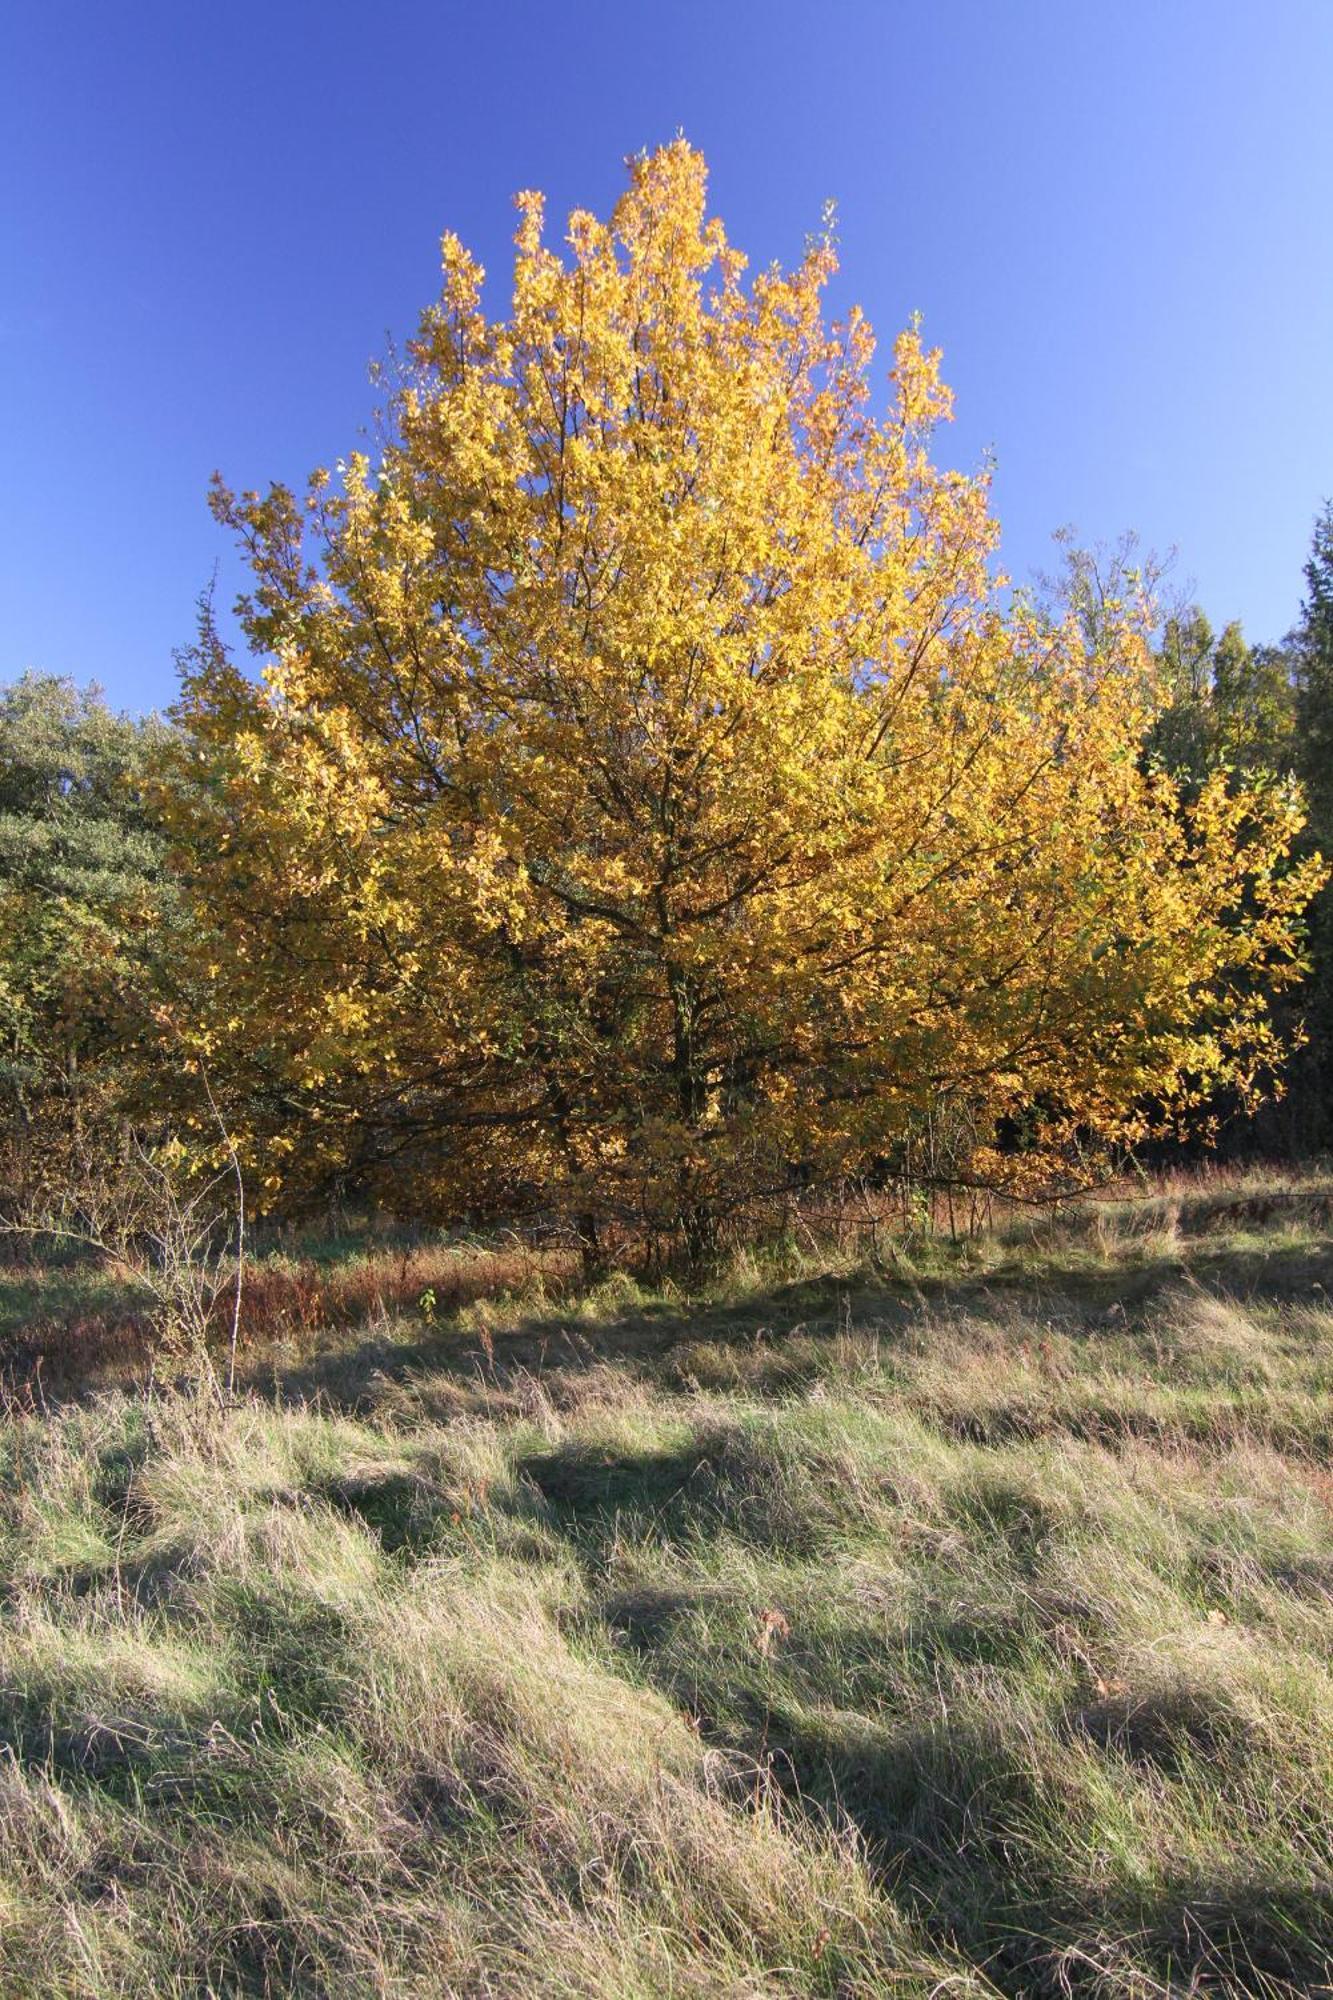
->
xmin=3 ymin=1 xmax=1331 ymax=713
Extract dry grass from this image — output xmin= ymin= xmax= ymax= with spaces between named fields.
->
xmin=0 ymin=1232 xmax=581 ymax=1393
xmin=3 ymin=1174 xmax=1333 ymax=1994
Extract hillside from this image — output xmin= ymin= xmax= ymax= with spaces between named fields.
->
xmin=3 ymin=1178 xmax=1333 ymax=1996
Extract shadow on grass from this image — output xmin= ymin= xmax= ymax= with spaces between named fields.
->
xmin=668 ymin=1688 xmax=1330 ymax=1997
xmin=7 ymin=1183 xmax=1333 ymax=1414
xmin=247 ymin=1227 xmax=1333 ymax=1425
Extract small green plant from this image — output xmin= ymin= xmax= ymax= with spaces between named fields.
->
xmin=418 ymin=1284 xmax=437 ymax=1325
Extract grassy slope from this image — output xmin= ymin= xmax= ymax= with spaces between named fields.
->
xmin=3 ymin=1181 xmax=1333 ymax=1995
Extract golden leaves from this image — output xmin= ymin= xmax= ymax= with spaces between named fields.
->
xmin=164 ymin=142 xmax=1322 ymax=1232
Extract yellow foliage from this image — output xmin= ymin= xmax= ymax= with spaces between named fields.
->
xmin=161 ymin=143 xmax=1324 ymax=1243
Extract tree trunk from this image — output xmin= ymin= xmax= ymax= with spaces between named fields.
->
xmin=681 ymin=1202 xmax=721 ymax=1278
xmin=578 ymin=1213 xmax=608 ymax=1284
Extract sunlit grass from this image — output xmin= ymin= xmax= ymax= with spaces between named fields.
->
xmin=2 ymin=1173 xmax=1333 ymax=1993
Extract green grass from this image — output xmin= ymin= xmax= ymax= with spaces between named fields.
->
xmin=3 ymin=1177 xmax=1333 ymax=1994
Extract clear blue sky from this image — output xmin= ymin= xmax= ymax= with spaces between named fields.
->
xmin=4 ymin=1 xmax=1331 ymax=714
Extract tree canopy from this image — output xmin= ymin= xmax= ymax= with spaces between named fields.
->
xmin=0 ymin=675 xmax=171 ymax=1124
xmin=162 ymin=142 xmax=1322 ymax=1256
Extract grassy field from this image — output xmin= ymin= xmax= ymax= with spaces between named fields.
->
xmin=3 ymin=1175 xmax=1333 ymax=1995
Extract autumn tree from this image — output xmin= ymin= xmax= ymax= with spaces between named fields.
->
xmin=165 ymin=142 xmax=1322 ymax=1263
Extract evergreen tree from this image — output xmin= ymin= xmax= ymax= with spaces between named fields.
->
xmin=0 ymin=675 xmax=174 ymax=1154
xmin=1292 ymin=502 xmax=1333 ymax=1141
xmin=1296 ymin=502 xmax=1333 ymax=832
xmin=1150 ymin=608 xmax=1216 ymax=778
xmin=1212 ymin=624 xmax=1297 ymax=774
